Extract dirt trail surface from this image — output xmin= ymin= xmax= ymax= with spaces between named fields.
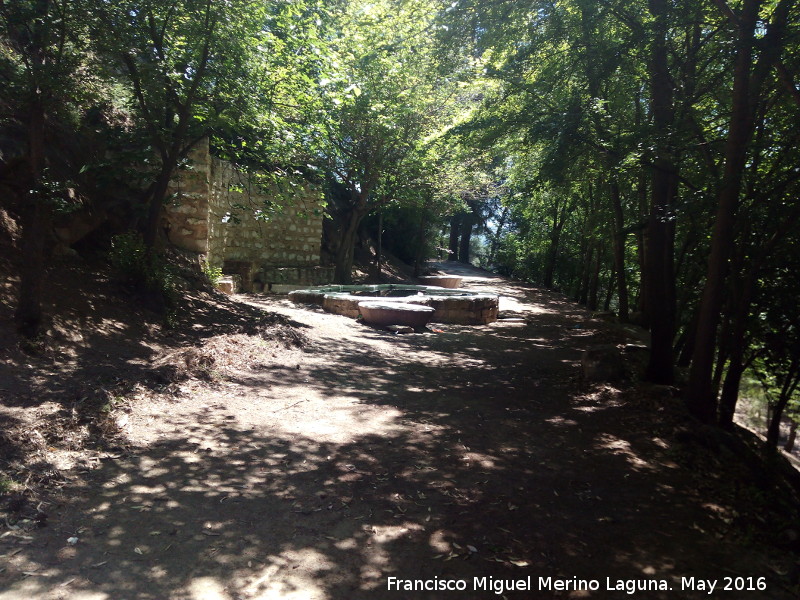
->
xmin=1 ymin=264 xmax=796 ymax=599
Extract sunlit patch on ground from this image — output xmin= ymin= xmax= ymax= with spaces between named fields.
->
xmin=2 ymin=262 xmax=797 ymax=599
xmin=595 ymin=433 xmax=656 ymax=470
xmin=240 ymin=550 xmax=333 ymax=600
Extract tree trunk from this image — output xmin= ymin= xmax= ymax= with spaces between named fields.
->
xmin=142 ymin=162 xmax=175 ymax=249
xmin=458 ymin=211 xmax=475 ymax=264
xmin=542 ymin=239 xmax=558 ymax=289
xmin=645 ymin=173 xmax=677 ymax=384
xmin=334 ymin=207 xmax=367 ymax=284
xmin=577 ymin=185 xmax=598 ymax=305
xmin=15 ymin=101 xmax=48 ymax=338
xmin=543 ymin=204 xmax=567 ymax=290
xmin=785 ymin=421 xmax=798 ymax=453
xmin=375 ymin=210 xmax=383 ymax=275
xmin=488 ymin=205 xmax=509 ymax=266
xmin=438 ymin=223 xmax=449 ymax=260
xmin=677 ymin=310 xmax=699 ymax=367
xmin=610 ymin=179 xmax=629 ymax=321
xmin=716 ymin=276 xmax=755 ymax=428
xmin=636 ymin=172 xmax=649 ymax=324
xmin=766 ymin=358 xmax=800 ymax=448
xmin=588 ymin=244 xmax=603 ymax=311
xmin=447 ymin=213 xmax=462 ymax=261
xmin=578 ymin=243 xmax=593 ymax=306
xmin=718 ymin=357 xmax=746 ymax=429
xmin=686 ymin=0 xmax=763 ymax=422
xmin=573 ymin=222 xmax=589 ymax=302
xmin=711 ymin=320 xmax=730 ymax=401
xmin=645 ymin=0 xmax=677 ymax=384
xmin=603 ymin=265 xmax=615 ymax=312
xmin=413 ymin=210 xmax=427 ymax=277
xmin=766 ymin=366 xmax=800 ymax=449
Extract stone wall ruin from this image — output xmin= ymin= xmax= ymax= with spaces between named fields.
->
xmin=164 ymin=139 xmax=332 ymax=292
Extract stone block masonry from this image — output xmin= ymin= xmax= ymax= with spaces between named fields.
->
xmin=164 ymin=139 xmax=332 ymax=291
xmin=290 ymin=285 xmax=499 ymax=325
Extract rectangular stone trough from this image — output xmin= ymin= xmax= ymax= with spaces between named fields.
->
xmin=289 ymin=285 xmax=499 ymax=325
xmin=418 ymin=276 xmax=462 ymax=289
xmin=358 ymin=302 xmax=435 ymax=328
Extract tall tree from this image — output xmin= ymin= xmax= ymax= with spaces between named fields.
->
xmin=643 ymin=0 xmax=678 ymax=384
xmin=0 ymin=0 xmax=91 ymax=336
xmin=314 ymin=0 xmax=452 ymax=283
xmin=91 ymin=0 xmax=312 ymax=249
xmin=686 ymin=0 xmax=796 ymax=422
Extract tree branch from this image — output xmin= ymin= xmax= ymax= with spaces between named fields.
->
xmin=711 ymin=0 xmax=741 ymax=27
xmin=776 ymin=60 xmax=800 ymax=109
xmin=120 ymin=51 xmax=167 ymax=158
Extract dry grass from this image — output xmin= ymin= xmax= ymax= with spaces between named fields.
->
xmin=152 ymin=316 xmax=308 ymax=383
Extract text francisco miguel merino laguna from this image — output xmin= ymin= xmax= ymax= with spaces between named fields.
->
xmin=386 ymin=574 xmax=765 ymax=595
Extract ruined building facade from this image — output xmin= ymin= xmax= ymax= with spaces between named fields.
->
xmin=164 ymin=139 xmax=332 ymax=292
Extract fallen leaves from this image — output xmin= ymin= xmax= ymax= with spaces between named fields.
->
xmin=433 ymin=542 xmax=479 ymax=561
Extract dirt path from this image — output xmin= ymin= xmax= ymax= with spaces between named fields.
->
xmin=0 ymin=264 xmax=795 ymax=599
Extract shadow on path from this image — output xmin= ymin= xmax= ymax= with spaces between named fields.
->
xmin=0 ymin=264 xmax=794 ymax=599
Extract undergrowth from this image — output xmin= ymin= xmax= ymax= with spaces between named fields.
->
xmin=109 ymin=232 xmax=179 ymax=320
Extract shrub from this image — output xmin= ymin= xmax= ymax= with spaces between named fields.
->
xmin=109 ymin=232 xmax=178 ymax=312
xmin=202 ymin=261 xmax=224 ymax=286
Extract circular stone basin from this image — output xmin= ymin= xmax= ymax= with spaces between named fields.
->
xmin=418 ymin=275 xmax=462 ymax=289
xmin=288 ymin=284 xmax=499 ymax=325
xmin=358 ymin=301 xmax=435 ymax=328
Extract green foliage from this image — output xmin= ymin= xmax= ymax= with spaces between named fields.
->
xmin=108 ymin=232 xmax=177 ymax=306
xmin=3 ymin=0 xmax=798 ymax=429
xmin=202 ymin=262 xmax=224 ymax=287
xmin=307 ymin=0 xmax=465 ymax=281
xmin=0 ymin=0 xmax=92 ymax=109
xmin=494 ymin=232 xmax=537 ymax=280
xmin=82 ymin=0 xmax=330 ymax=247
xmin=0 ymin=475 xmax=15 ymax=495
xmin=440 ymin=0 xmax=800 ymax=413
xmin=368 ymin=202 xmax=436 ymax=266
